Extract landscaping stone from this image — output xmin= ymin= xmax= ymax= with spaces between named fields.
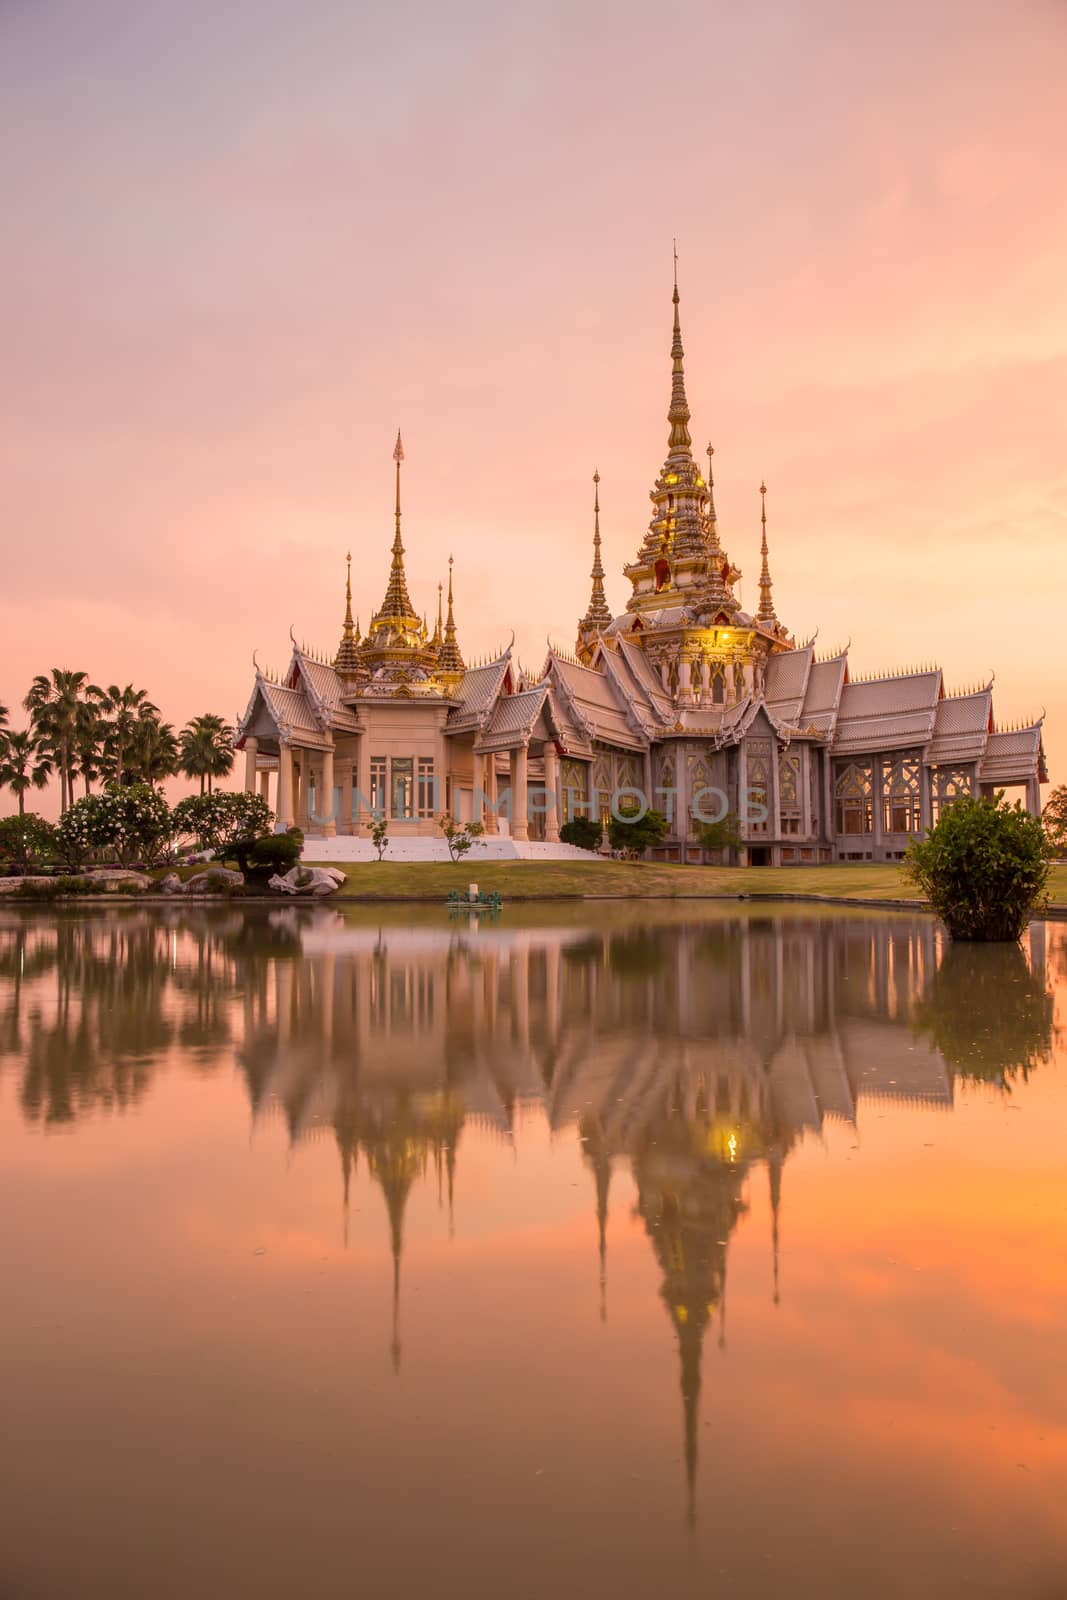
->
xmin=159 ymin=873 xmax=183 ymax=894
xmin=86 ymin=869 xmax=152 ymax=890
xmin=183 ymin=867 xmax=245 ymax=893
xmin=268 ymin=865 xmax=345 ymax=897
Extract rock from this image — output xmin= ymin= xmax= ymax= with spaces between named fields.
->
xmin=85 ymin=869 xmax=152 ymax=890
xmin=0 ymin=875 xmax=52 ymax=894
xmin=183 ymin=867 xmax=245 ymax=894
xmin=267 ymin=865 xmax=344 ymax=897
xmin=159 ymin=873 xmax=183 ymax=894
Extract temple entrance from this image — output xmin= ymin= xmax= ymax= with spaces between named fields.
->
xmin=748 ymin=846 xmax=771 ymax=867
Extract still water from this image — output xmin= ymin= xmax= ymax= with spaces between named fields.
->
xmin=1 ymin=903 xmax=1065 ymax=1600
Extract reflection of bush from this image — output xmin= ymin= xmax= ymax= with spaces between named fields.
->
xmin=914 ymin=941 xmax=1053 ymax=1086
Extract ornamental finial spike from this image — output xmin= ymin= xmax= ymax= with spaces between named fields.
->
xmin=757 ymin=480 xmax=777 ymax=625
xmin=667 ymin=245 xmax=692 ymax=455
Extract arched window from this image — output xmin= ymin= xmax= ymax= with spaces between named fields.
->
xmin=882 ymin=752 xmax=922 ymax=833
xmin=833 ymin=760 xmax=873 ymax=834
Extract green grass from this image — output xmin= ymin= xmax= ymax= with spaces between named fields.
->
xmin=302 ymin=857 xmax=1067 ymax=906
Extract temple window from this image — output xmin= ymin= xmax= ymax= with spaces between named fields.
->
xmin=370 ymin=757 xmax=387 ymax=817
xmin=881 ymin=751 xmax=922 ymax=833
xmin=391 ymin=757 xmax=414 ymax=819
xmin=417 ymin=758 xmax=436 ymax=818
xmin=560 ymin=758 xmax=588 ymax=822
xmin=833 ymin=760 xmax=874 ymax=834
xmin=593 ymin=749 xmax=613 ymax=826
xmin=931 ymin=764 xmax=974 ymax=822
xmin=711 ymin=666 xmax=725 ymax=704
xmin=654 ymin=559 xmax=671 ymax=591
xmin=745 ymin=740 xmax=772 ymax=835
xmin=779 ymin=751 xmax=802 ymax=834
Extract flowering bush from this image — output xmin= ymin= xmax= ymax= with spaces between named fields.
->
xmin=58 ymin=784 xmax=173 ymax=867
xmin=172 ymin=792 xmax=272 ymax=858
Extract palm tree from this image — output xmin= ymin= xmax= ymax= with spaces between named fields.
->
xmin=0 ymin=730 xmax=53 ymax=816
xmin=94 ymin=684 xmax=159 ymax=787
xmin=73 ymin=697 xmax=104 ymax=798
xmin=126 ymin=715 xmax=179 ymax=784
xmin=178 ymin=714 xmax=235 ymax=795
xmin=0 ymin=702 xmax=9 ymax=753
xmin=24 ymin=669 xmax=91 ymax=813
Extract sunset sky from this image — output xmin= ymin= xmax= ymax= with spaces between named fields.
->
xmin=2 ymin=0 xmax=1065 ymax=790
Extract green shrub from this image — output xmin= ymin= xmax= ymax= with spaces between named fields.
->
xmin=606 ymin=806 xmax=669 ymax=858
xmin=698 ymin=813 xmax=741 ymax=856
xmin=172 ymin=791 xmax=272 ymax=859
xmin=904 ymin=793 xmax=1051 ymax=942
xmin=0 ymin=813 xmax=56 ymax=872
xmin=560 ymin=816 xmax=603 ymax=851
xmin=248 ymin=832 xmax=303 ymax=875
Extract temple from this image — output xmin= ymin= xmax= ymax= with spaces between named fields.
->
xmin=235 ymin=277 xmax=1048 ymax=864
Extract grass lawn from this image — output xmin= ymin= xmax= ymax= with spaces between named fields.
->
xmin=299 ymin=857 xmax=1067 ymax=906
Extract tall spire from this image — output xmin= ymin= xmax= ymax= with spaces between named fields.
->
xmin=436 ymin=555 xmax=465 ymax=677
xmin=368 ymin=430 xmax=420 ymax=628
xmin=757 ymin=480 xmax=776 ymax=624
xmin=334 ymin=550 xmax=362 ymax=674
xmin=668 ymin=242 xmax=692 ymax=457
xmin=579 ymin=468 xmax=614 ymax=637
xmin=705 ymin=443 xmax=721 ymax=557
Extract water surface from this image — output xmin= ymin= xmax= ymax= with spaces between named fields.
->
xmin=1 ymin=903 xmax=1065 ymax=1599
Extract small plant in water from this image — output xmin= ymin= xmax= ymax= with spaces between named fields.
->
xmin=904 ymin=791 xmax=1051 ymax=942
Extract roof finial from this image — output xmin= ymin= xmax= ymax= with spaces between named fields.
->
xmin=436 ymin=553 xmax=465 ymax=678
xmin=334 ymin=550 xmax=362 ymax=673
xmin=757 ymin=480 xmax=777 ymax=624
xmin=705 ymin=442 xmax=721 ymax=555
xmin=668 ymin=243 xmax=692 ymax=456
xmin=579 ymin=468 xmax=613 ymax=640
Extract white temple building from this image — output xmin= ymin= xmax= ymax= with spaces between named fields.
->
xmin=235 ymin=274 xmax=1047 ymax=864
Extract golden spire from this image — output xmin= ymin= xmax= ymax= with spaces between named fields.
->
xmin=431 ymin=582 xmax=443 ymax=649
xmin=757 ymin=480 xmax=777 ymax=623
xmin=579 ymin=468 xmax=614 ymax=636
xmin=705 ymin=442 xmax=721 ymax=557
xmin=371 ymin=430 xmax=420 ymax=626
xmin=334 ymin=550 xmax=362 ymax=674
xmin=436 ymin=555 xmax=465 ymax=676
xmin=667 ymin=241 xmax=692 ymax=456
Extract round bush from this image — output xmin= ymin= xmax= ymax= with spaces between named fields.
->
xmin=904 ymin=793 xmax=1050 ymax=942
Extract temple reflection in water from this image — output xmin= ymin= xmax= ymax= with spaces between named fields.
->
xmin=0 ymin=905 xmax=1054 ymax=1522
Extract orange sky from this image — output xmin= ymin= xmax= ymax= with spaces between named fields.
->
xmin=2 ymin=0 xmax=1065 ymax=789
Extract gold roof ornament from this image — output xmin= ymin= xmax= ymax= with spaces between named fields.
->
xmin=436 ymin=555 xmax=465 ymax=679
xmin=370 ymin=429 xmax=420 ymax=628
xmin=757 ymin=481 xmax=777 ymax=625
xmin=334 ymin=551 xmax=363 ymax=675
xmin=667 ymin=240 xmax=692 ymax=456
xmin=578 ymin=467 xmax=614 ymax=640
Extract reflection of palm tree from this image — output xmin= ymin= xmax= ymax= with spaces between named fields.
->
xmin=914 ymin=941 xmax=1053 ymax=1087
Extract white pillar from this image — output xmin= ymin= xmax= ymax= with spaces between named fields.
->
xmin=259 ymin=767 xmax=270 ymax=806
xmin=340 ymin=764 xmax=354 ymax=835
xmin=296 ymin=752 xmax=310 ymax=831
xmin=276 ymin=745 xmax=293 ymax=830
xmin=484 ymin=753 xmax=499 ymax=833
xmin=511 ymin=746 xmax=529 ymax=840
xmin=243 ymin=736 xmax=258 ymax=794
xmin=543 ymin=743 xmax=560 ymax=843
xmin=319 ymin=744 xmax=336 ymax=837
xmin=679 ymin=656 xmax=692 ymax=699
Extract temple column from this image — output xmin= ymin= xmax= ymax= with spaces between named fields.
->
xmin=1026 ymin=775 xmax=1042 ymax=817
xmin=800 ymin=745 xmax=812 ymax=838
xmin=675 ymin=746 xmax=690 ymax=844
xmin=259 ymin=767 xmax=271 ymax=806
xmin=543 ymin=742 xmax=560 ymax=843
xmin=276 ymin=744 xmax=294 ymax=831
xmin=743 ymin=661 xmax=755 ymax=697
xmin=484 ymin=753 xmax=499 ymax=833
xmin=678 ymin=656 xmax=692 ymax=700
xmin=356 ymin=737 xmax=371 ymax=833
xmin=920 ymin=764 xmax=934 ymax=834
xmin=340 ymin=764 xmax=354 ymax=835
xmin=511 ymin=745 xmax=529 ymax=840
xmin=243 ymin=736 xmax=259 ymax=793
xmin=296 ymin=752 xmax=310 ymax=831
xmin=871 ymin=755 xmax=884 ymax=859
xmin=319 ymin=743 xmax=336 ymax=837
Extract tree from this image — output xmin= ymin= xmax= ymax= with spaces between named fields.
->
xmin=559 ymin=816 xmax=603 ymax=851
xmin=1043 ymin=785 xmax=1067 ymax=856
xmin=904 ymin=792 xmax=1051 ymax=942
xmin=0 ymin=813 xmax=56 ymax=873
xmin=172 ymin=792 xmax=272 ymax=859
xmin=0 ymin=730 xmax=53 ymax=815
xmin=370 ymin=815 xmax=390 ymax=860
xmin=607 ymin=805 xmax=669 ymax=858
xmin=698 ymin=812 xmax=742 ymax=858
xmin=179 ymin=714 xmax=235 ymax=794
xmin=438 ymin=813 xmax=485 ymax=862
xmin=93 ymin=684 xmax=159 ymax=787
xmin=72 ymin=699 xmax=104 ymax=798
xmin=24 ymin=669 xmax=92 ymax=813
xmin=125 ymin=715 xmax=179 ymax=784
xmin=0 ymin=702 xmax=8 ymax=751
xmin=93 ymin=783 xmax=174 ymax=867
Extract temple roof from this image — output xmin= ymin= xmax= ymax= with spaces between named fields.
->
xmin=925 ymin=688 xmax=993 ymax=766
xmin=833 ymin=669 xmax=943 ymax=755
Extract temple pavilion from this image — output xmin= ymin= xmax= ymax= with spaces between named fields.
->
xmin=235 ymin=275 xmax=1047 ymax=864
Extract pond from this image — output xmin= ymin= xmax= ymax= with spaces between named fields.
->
xmin=0 ymin=903 xmax=1065 ymax=1600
